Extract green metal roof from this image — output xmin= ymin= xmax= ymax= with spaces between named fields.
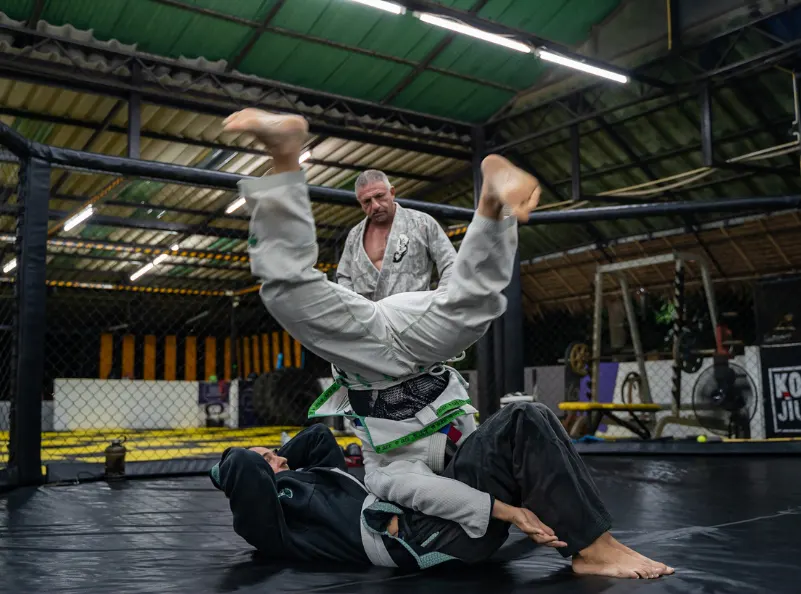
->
xmin=1 ymin=0 xmax=622 ymax=121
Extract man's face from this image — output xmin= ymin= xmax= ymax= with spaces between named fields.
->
xmin=356 ymin=181 xmax=395 ymax=223
xmin=249 ymin=447 xmax=289 ymax=473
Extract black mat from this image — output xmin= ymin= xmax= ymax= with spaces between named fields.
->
xmin=2 ymin=456 xmax=800 ymax=593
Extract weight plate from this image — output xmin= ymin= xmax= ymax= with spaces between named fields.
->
xmin=682 ymin=352 xmax=703 ymax=374
xmin=566 ymin=342 xmax=590 ymax=377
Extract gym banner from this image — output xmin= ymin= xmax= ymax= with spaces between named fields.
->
xmin=755 ymin=276 xmax=801 ymax=346
xmin=760 ymin=344 xmax=801 ymax=438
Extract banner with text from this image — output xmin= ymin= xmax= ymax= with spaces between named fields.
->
xmin=760 ymin=344 xmax=801 ymax=438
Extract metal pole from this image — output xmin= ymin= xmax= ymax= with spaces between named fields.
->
xmin=618 ymin=274 xmax=652 ymax=403
xmin=11 ymin=157 xmax=49 ymax=486
xmin=472 ymin=126 xmax=497 ymax=421
xmin=570 ymin=123 xmax=581 ymax=201
xmin=127 ymin=64 xmax=142 ymax=159
xmin=700 ymin=82 xmax=713 ymax=167
xmin=503 ymin=251 xmax=524 ymax=395
xmin=698 ymin=259 xmax=719 ymax=326
xmin=591 ymin=270 xmax=603 ymax=402
xmin=230 ymin=297 xmax=239 ymax=381
xmin=793 ymin=71 xmax=800 ymax=175
xmin=670 ymin=258 xmax=685 ymax=416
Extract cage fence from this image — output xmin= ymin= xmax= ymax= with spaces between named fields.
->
xmin=33 ymin=165 xmax=475 ymax=474
xmin=0 ymin=149 xmax=19 ymax=478
xmin=521 ymin=247 xmax=765 ymax=441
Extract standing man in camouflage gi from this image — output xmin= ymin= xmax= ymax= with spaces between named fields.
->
xmin=336 ymin=170 xmax=456 ymax=300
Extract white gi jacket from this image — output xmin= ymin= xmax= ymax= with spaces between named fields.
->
xmin=336 ymin=204 xmax=456 ymax=300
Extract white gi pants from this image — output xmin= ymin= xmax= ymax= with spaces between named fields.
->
xmin=243 ymin=171 xmax=518 ymax=384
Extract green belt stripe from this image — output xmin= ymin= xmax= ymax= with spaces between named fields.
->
xmin=307 ymin=381 xmax=342 ymax=418
xmin=436 ymin=399 xmax=472 ymax=417
xmin=373 ymin=409 xmax=467 ymax=454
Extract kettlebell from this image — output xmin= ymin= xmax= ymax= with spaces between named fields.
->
xmin=105 ymin=437 xmax=127 ymax=480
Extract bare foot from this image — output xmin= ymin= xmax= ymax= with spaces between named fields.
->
xmin=572 ymin=533 xmax=669 ymax=579
xmin=606 ymin=534 xmax=675 ymax=576
xmin=480 ymin=154 xmax=541 ymax=222
xmin=223 ymin=108 xmax=308 ymax=159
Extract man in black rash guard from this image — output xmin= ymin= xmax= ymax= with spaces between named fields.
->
xmin=211 ymin=403 xmax=674 ymax=578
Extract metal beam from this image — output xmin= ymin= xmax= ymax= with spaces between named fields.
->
xmin=550 ymin=116 xmax=795 ymax=186
xmin=127 ymin=64 xmax=142 ymax=160
xmin=0 ymin=58 xmax=472 ymax=159
xmin=0 ymin=106 xmax=442 ymax=182
xmin=472 ymin=125 xmax=497 ymax=421
xmin=667 ymin=0 xmax=681 ymax=52
xmin=26 ymin=0 xmax=45 ymax=29
xmin=0 ymin=129 xmax=476 ymax=221
xmin=147 ymin=0 xmax=514 ymax=93
xmin=570 ymin=124 xmax=580 ymax=201
xmin=525 ymin=194 xmax=801 ymax=225
xmin=227 ymin=0 xmax=286 ymax=72
xmin=0 ymin=204 xmax=249 ymax=240
xmin=394 ymin=0 xmax=642 ymax=87
xmin=700 ymin=83 xmax=713 ymax=167
xmin=46 ymin=249 xmax=249 ymax=272
xmin=381 ymin=0 xmax=491 ymax=105
xmin=0 ymin=22 xmax=473 ymax=154
xmin=2 ymin=234 xmax=249 ymax=263
xmin=490 ymin=6 xmax=801 ymax=125
xmin=489 ymin=33 xmax=801 ymax=153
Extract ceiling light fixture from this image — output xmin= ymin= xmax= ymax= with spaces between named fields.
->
xmin=130 ymin=263 xmax=154 ymax=282
xmin=538 ymin=49 xmax=629 ymax=84
xmin=415 ymin=13 xmax=531 ymax=53
xmin=64 ymin=206 xmax=94 ymax=232
xmin=345 ymin=0 xmax=406 ymax=15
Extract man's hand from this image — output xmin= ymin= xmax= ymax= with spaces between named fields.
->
xmin=387 ymin=515 xmax=399 ymax=537
xmin=492 ymin=500 xmax=567 ymax=548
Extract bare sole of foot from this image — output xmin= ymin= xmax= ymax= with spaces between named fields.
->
xmin=480 ymin=154 xmax=541 ymax=222
xmin=223 ymin=109 xmax=308 ymax=156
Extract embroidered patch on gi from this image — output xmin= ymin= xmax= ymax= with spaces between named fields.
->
xmin=393 ymin=233 xmax=409 ymax=263
xmin=248 ymin=233 xmax=258 ymax=248
xmin=278 ymin=488 xmax=293 ymax=499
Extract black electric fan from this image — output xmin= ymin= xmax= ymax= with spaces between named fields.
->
xmin=691 ymin=360 xmax=758 ymax=438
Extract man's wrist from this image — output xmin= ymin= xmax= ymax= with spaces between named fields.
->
xmin=491 ymin=500 xmax=514 ymax=522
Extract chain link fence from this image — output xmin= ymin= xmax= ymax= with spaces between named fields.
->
xmin=521 ymin=247 xmax=766 ymax=441
xmin=4 ymin=148 xmax=797 ymax=480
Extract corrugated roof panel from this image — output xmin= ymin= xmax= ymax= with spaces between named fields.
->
xmin=41 ymin=0 xmax=253 ymax=62
xmin=390 ymin=71 xmax=510 ymax=121
xmin=241 ymin=31 xmax=414 ymax=102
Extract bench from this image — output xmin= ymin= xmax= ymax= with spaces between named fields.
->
xmin=559 ymin=402 xmax=663 ymax=440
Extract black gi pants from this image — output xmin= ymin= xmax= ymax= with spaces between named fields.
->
xmin=402 ymin=402 xmax=613 ymax=563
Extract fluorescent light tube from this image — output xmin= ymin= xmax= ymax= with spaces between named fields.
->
xmin=346 ymin=0 xmax=405 ymax=15
xmin=416 ymin=13 xmax=531 ymax=53
xmin=538 ymin=49 xmax=628 ymax=83
xmin=130 ymin=263 xmax=155 ymax=281
xmin=64 ymin=206 xmax=94 ymax=231
xmin=225 ymin=197 xmax=247 ymax=214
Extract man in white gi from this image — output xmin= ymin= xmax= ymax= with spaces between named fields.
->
xmin=336 ymin=169 xmax=456 ymax=300
xmin=224 ymin=108 xmax=672 ymax=579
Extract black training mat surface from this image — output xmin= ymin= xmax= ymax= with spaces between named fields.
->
xmin=2 ymin=456 xmax=800 ymax=593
